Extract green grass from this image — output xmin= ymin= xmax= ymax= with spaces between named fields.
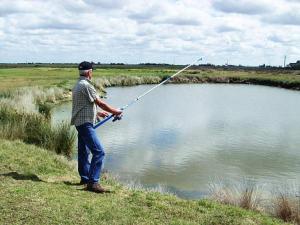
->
xmin=0 ymin=139 xmax=291 ymax=225
xmin=1 ymin=67 xmax=300 ymax=90
xmin=0 ymin=67 xmax=171 ymax=90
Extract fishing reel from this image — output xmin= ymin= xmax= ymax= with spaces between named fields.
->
xmin=112 ymin=114 xmax=123 ymax=122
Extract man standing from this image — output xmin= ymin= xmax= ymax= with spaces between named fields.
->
xmin=71 ymin=61 xmax=122 ymax=193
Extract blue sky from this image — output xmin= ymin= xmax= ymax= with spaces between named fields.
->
xmin=0 ymin=0 xmax=299 ymax=66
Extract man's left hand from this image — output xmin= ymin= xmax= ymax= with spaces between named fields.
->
xmin=97 ymin=111 xmax=109 ymax=118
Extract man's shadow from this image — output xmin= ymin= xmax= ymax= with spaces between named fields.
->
xmin=0 ymin=171 xmax=43 ymax=182
xmin=63 ymin=181 xmax=82 ymax=186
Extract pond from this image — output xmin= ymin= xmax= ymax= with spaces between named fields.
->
xmin=53 ymin=84 xmax=300 ymax=199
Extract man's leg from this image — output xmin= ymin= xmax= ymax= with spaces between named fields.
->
xmin=76 ymin=123 xmax=105 ymax=184
xmin=77 ymin=133 xmax=90 ymax=183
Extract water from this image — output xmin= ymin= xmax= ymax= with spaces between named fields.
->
xmin=53 ymin=84 xmax=300 ymax=199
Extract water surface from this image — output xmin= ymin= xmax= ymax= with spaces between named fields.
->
xmin=53 ymin=84 xmax=300 ymax=199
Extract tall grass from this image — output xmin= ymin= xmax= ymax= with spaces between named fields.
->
xmin=0 ymin=117 xmax=27 ymax=140
xmin=0 ymin=86 xmax=68 ymax=114
xmin=0 ymin=87 xmax=75 ymax=158
xmin=37 ymin=102 xmax=53 ymax=119
xmin=93 ymin=75 xmax=162 ymax=89
xmin=273 ymin=189 xmax=300 ymax=224
xmin=209 ymin=179 xmax=300 ymax=224
xmin=52 ymin=122 xmax=76 ymax=157
xmin=209 ymin=179 xmax=262 ymax=211
xmin=33 ymin=86 xmax=66 ymax=103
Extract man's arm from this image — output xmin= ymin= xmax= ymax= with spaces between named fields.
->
xmin=95 ymin=98 xmax=122 ymax=115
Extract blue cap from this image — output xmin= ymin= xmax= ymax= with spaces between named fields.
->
xmin=78 ymin=61 xmax=93 ymax=70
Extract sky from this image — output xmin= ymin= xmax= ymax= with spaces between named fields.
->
xmin=0 ymin=0 xmax=299 ymax=66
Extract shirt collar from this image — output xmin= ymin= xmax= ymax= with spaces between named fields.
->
xmin=79 ymin=76 xmax=92 ymax=84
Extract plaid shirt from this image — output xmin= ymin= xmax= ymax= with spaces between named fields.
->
xmin=71 ymin=77 xmax=99 ymax=126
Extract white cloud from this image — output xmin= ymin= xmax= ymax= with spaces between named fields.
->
xmin=0 ymin=0 xmax=36 ymax=17
xmin=0 ymin=0 xmax=299 ymax=65
xmin=212 ymin=0 xmax=271 ymax=15
xmin=83 ymin=0 xmax=126 ymax=9
xmin=264 ymin=11 xmax=300 ymax=25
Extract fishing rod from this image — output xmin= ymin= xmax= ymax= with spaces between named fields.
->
xmin=94 ymin=57 xmax=202 ymax=129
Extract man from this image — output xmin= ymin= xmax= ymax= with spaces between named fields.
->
xmin=71 ymin=61 xmax=122 ymax=193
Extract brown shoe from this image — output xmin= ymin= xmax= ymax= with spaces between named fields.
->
xmin=79 ymin=180 xmax=88 ymax=185
xmin=86 ymin=183 xmax=106 ymax=193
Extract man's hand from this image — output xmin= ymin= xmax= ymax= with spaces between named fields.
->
xmin=97 ymin=111 xmax=109 ymax=118
xmin=113 ymin=109 xmax=122 ymax=116
xmin=95 ymin=98 xmax=122 ymax=116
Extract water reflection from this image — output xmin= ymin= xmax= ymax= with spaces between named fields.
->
xmin=52 ymin=84 xmax=300 ymax=199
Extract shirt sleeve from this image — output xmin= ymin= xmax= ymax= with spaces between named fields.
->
xmin=82 ymin=84 xmax=99 ymax=103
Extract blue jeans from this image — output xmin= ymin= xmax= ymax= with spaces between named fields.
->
xmin=75 ymin=123 xmax=105 ymax=184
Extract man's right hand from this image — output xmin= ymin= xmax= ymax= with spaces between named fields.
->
xmin=113 ymin=109 xmax=122 ymax=116
xmin=95 ymin=98 xmax=122 ymax=116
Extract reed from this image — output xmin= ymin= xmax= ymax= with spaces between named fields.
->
xmin=33 ymin=86 xmax=66 ymax=103
xmin=209 ymin=179 xmax=262 ymax=211
xmin=209 ymin=179 xmax=300 ymax=224
xmin=0 ymin=87 xmax=75 ymax=157
xmin=37 ymin=102 xmax=53 ymax=119
xmin=239 ymin=186 xmax=260 ymax=210
xmin=209 ymin=181 xmax=239 ymax=205
xmin=273 ymin=190 xmax=300 ymax=224
xmin=94 ymin=75 xmax=162 ymax=88
xmin=0 ymin=118 xmax=27 ymax=140
xmin=52 ymin=121 xmax=76 ymax=158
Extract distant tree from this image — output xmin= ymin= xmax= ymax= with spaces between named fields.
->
xmin=259 ymin=64 xmax=266 ymax=68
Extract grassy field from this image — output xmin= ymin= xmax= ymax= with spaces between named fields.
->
xmin=1 ymin=67 xmax=300 ymax=90
xmin=0 ymin=67 xmax=169 ymax=90
xmin=0 ymin=139 xmax=291 ymax=225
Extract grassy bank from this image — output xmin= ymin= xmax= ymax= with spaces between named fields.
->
xmin=0 ymin=139 xmax=290 ymax=225
xmin=1 ymin=67 xmax=300 ymax=91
